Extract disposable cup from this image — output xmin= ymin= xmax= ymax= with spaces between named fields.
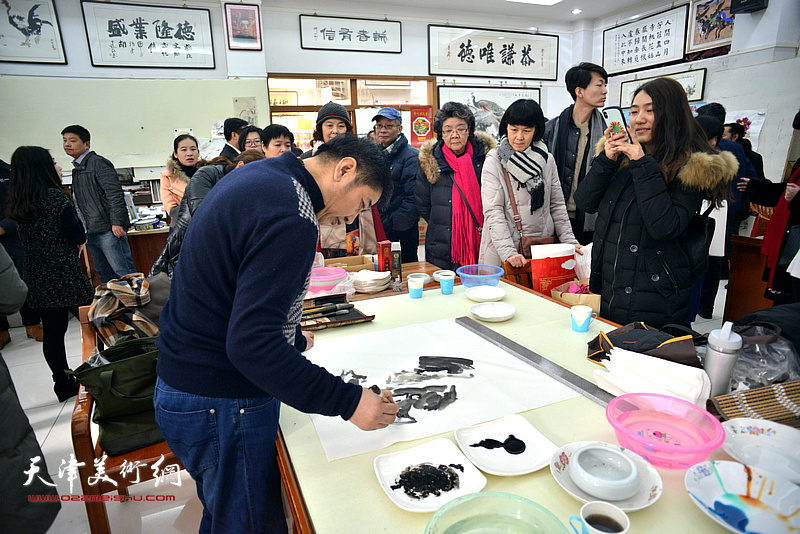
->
xmin=439 ymin=272 xmax=455 ymax=295
xmin=570 ymin=501 xmax=629 ymax=534
xmin=408 ymin=278 xmax=424 ymax=299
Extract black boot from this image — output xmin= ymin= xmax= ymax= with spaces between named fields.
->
xmin=54 ymin=376 xmax=79 ymax=403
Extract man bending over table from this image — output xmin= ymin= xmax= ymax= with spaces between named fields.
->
xmin=155 ymin=134 xmax=399 ymax=533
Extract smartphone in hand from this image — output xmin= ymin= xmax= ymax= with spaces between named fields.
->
xmin=602 ymin=106 xmax=632 ymax=143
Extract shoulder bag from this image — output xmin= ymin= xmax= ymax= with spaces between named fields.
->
xmin=501 ymin=167 xmax=555 ymax=259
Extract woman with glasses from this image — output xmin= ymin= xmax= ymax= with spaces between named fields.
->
xmin=160 ymin=133 xmax=206 ymax=225
xmin=237 ymin=125 xmax=264 ymax=154
xmin=416 ymin=101 xmax=496 ymax=270
xmin=479 ymin=99 xmax=581 ymax=268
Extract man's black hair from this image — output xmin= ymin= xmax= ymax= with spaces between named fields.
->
xmin=61 ymin=125 xmax=90 ymax=143
xmin=499 ymin=99 xmax=546 ymax=143
xmin=565 ymin=62 xmax=608 ymax=101
xmin=261 ymin=124 xmax=294 ymax=145
xmin=696 ymin=115 xmax=724 ymax=142
xmin=315 ymin=134 xmax=393 ymax=209
xmin=724 ymin=122 xmax=745 ymax=142
xmin=696 ymin=103 xmax=726 ymax=124
xmin=223 ymin=118 xmax=249 ymax=141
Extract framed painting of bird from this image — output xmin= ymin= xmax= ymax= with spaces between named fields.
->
xmin=0 ymin=0 xmax=66 ymax=63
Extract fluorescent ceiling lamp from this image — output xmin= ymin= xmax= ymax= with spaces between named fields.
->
xmin=572 ymin=8 xmax=582 ymax=14
xmin=506 ymin=0 xmax=562 ymax=5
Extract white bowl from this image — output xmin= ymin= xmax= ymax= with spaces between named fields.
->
xmin=465 ymin=286 xmax=506 ymax=302
xmin=406 ymin=273 xmax=431 ymax=285
xmin=568 ymin=444 xmax=640 ymax=501
xmin=432 ymin=270 xmax=455 ymax=283
xmin=469 ymin=302 xmax=515 ymax=322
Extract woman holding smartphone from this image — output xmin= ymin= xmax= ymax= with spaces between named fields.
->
xmin=574 ymin=78 xmax=737 ymax=328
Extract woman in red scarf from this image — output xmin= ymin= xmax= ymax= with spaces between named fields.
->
xmin=740 ymin=159 xmax=800 ymax=303
xmin=416 ymin=102 xmax=496 ymax=270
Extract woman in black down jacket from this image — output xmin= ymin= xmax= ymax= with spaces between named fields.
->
xmin=574 ymin=78 xmax=737 ymax=328
xmin=6 ymin=146 xmax=95 ymax=402
xmin=416 ymin=102 xmax=496 ymax=270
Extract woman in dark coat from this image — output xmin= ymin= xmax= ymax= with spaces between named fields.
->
xmin=150 ymin=150 xmax=265 ymax=277
xmin=6 ymin=146 xmax=95 ymax=401
xmin=575 ymin=78 xmax=737 ymax=328
xmin=416 ymin=102 xmax=496 ymax=270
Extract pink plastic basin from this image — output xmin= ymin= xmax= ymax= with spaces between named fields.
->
xmin=605 ymin=393 xmax=724 ymax=469
xmin=309 ymin=266 xmax=347 ymax=291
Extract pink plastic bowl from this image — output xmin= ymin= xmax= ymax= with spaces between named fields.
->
xmin=605 ymin=393 xmax=724 ymax=470
xmin=309 ymin=266 xmax=347 ymax=291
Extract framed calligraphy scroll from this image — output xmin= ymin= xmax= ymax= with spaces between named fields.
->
xmin=81 ymin=1 xmax=214 ymax=68
xmin=0 ymin=0 xmax=66 ymax=64
xmin=224 ymin=3 xmax=261 ymax=51
xmin=602 ymin=6 xmax=688 ymax=76
xmin=299 ymin=15 xmax=402 ymax=53
xmin=428 ymin=25 xmax=558 ymax=80
xmin=437 ymin=86 xmax=541 ymax=141
xmin=619 ymin=68 xmax=706 ymax=108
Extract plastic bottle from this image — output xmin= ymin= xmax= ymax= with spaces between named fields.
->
xmin=704 ymin=321 xmax=743 ymax=398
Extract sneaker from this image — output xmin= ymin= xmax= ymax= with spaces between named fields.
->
xmin=26 ymin=324 xmax=44 ymax=342
xmin=0 ymin=330 xmax=10 ymax=350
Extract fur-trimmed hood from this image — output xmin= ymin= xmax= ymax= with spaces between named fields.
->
xmin=165 ymin=157 xmax=192 ymax=184
xmin=418 ymin=131 xmax=497 ymax=185
xmin=594 ymin=137 xmax=738 ymax=194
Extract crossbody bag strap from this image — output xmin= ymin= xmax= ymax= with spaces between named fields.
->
xmin=452 ymin=177 xmax=482 ymax=234
xmin=501 ymin=166 xmax=524 ymax=239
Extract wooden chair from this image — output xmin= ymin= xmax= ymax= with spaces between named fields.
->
xmin=501 ymin=260 xmax=533 ymax=289
xmin=749 ymin=203 xmax=773 ymax=238
xmin=71 ymin=305 xmax=185 ymax=533
xmin=71 ymin=306 xmax=312 ymax=533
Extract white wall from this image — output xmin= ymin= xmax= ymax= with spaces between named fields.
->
xmin=591 ymin=0 xmax=800 ymax=183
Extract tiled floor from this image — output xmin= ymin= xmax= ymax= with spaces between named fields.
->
xmin=2 ymin=279 xmax=727 ymax=533
xmin=2 ymin=318 xmax=200 ymax=534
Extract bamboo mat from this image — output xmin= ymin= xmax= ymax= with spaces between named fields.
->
xmin=709 ymin=379 xmax=800 ymax=428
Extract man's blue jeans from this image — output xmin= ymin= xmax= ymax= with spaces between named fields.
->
xmin=154 ymin=378 xmax=287 ymax=534
xmin=85 ymin=230 xmax=136 ymax=283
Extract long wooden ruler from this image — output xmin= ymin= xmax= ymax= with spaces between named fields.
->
xmin=455 ymin=316 xmax=614 ymax=407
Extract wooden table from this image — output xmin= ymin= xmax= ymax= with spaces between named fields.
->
xmin=278 ymin=280 xmax=730 ymax=533
xmin=723 ymin=235 xmax=772 ymax=322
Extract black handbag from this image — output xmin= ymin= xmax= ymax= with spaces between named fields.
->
xmin=681 ymin=204 xmax=716 ymax=284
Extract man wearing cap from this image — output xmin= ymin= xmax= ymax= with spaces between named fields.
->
xmin=373 ymin=107 xmax=420 ymax=262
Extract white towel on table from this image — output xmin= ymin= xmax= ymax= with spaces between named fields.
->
xmin=594 ymin=347 xmax=711 ymax=406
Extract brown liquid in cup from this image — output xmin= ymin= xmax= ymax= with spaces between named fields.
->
xmin=585 ymin=514 xmax=624 ymax=533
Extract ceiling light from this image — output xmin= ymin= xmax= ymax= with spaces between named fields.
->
xmin=630 ymin=14 xmax=640 ymax=19
xmin=572 ymin=8 xmax=582 ymax=14
xmin=506 ymin=0 xmax=562 ymax=6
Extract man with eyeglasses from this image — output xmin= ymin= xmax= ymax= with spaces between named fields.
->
xmin=372 ymin=107 xmax=420 ymax=262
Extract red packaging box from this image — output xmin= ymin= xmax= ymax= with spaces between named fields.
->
xmin=377 ymin=240 xmax=392 ymax=272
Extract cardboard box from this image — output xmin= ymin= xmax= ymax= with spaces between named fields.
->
xmin=323 ymin=256 xmax=376 ymax=272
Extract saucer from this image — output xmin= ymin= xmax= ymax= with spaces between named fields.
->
xmin=465 ymin=286 xmax=506 ymax=303
xmin=686 ymin=460 xmax=800 ymax=533
xmin=454 ymin=414 xmax=557 ymax=476
xmin=722 ymin=418 xmax=800 ymax=485
xmin=470 ymin=302 xmax=515 ymax=322
xmin=550 ymin=440 xmax=663 ymax=511
xmin=374 ymin=438 xmax=487 ymax=513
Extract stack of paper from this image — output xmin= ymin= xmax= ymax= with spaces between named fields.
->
xmin=353 ymin=269 xmax=391 ymax=293
xmin=594 ymin=347 xmax=711 ymax=406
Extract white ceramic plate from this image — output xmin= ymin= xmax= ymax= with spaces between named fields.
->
xmin=374 ymin=438 xmax=487 ymax=513
xmin=465 ymin=286 xmax=507 ymax=302
xmin=454 ymin=414 xmax=557 ymax=476
xmin=470 ymin=302 xmax=516 ymax=322
xmin=550 ymin=441 xmax=663 ymax=511
xmin=685 ymin=460 xmax=800 ymax=534
xmin=722 ymin=418 xmax=800 ymax=485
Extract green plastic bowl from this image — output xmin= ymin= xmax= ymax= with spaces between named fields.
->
xmin=425 ymin=492 xmax=568 ymax=534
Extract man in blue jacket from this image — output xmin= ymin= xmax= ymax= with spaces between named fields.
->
xmin=155 ymin=135 xmax=399 ymax=533
xmin=373 ymin=107 xmax=420 ymax=262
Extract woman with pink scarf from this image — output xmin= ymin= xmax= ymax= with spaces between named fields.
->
xmin=416 ymin=102 xmax=496 ymax=270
